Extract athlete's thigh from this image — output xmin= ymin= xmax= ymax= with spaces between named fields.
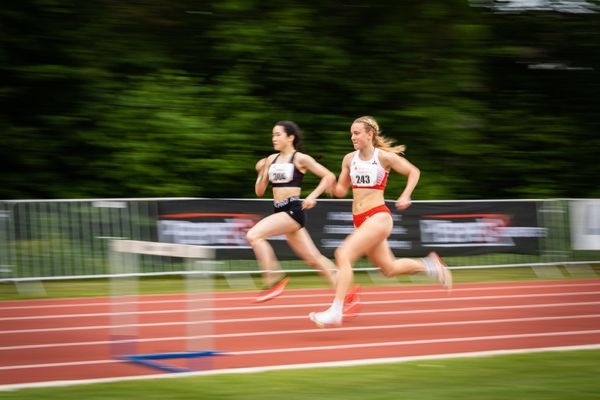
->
xmin=366 ymin=238 xmax=395 ymax=269
xmin=338 ymin=213 xmax=393 ymax=261
xmin=286 ymin=228 xmax=321 ymax=259
xmin=248 ymin=212 xmax=300 ymax=239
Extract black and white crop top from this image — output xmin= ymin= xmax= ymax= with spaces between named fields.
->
xmin=268 ymin=152 xmax=304 ymax=188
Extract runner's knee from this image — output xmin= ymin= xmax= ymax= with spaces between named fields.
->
xmin=335 ymin=247 xmax=354 ymax=267
xmin=245 ymin=229 xmax=263 ymax=245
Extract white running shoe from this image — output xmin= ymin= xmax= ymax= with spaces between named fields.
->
xmin=309 ymin=310 xmax=342 ymax=328
xmin=427 ymin=252 xmax=453 ymax=291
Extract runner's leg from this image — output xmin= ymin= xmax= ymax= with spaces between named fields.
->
xmin=246 ymin=212 xmax=301 ymax=287
xmin=286 ymin=228 xmax=336 ymax=286
xmin=310 ymin=213 xmax=392 ymax=326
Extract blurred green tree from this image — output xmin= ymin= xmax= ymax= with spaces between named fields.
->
xmin=0 ymin=0 xmax=598 ymax=199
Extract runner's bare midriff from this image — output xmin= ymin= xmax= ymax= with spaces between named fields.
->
xmin=352 ymin=188 xmax=386 ymax=214
xmin=273 ymin=187 xmax=302 ymax=203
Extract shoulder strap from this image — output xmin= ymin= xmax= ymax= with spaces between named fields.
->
xmin=372 ymin=148 xmax=380 ymax=163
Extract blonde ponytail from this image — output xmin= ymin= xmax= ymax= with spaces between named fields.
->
xmin=353 ymin=116 xmax=406 ymax=155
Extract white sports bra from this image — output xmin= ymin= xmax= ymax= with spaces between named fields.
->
xmin=350 ymin=148 xmax=389 ymax=190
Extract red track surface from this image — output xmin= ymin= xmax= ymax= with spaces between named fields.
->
xmin=1 ymin=279 xmax=600 ymax=387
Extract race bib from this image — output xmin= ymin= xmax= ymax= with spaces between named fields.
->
xmin=350 ymin=162 xmax=377 ymax=187
xmin=268 ymin=163 xmax=294 ymax=184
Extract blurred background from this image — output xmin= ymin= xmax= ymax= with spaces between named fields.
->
xmin=1 ymin=0 xmax=598 ymax=201
xmin=1 ymin=3 xmax=599 ymax=392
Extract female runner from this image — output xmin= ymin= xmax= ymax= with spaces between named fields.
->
xmin=309 ymin=116 xmax=452 ymax=326
xmin=247 ymin=121 xmax=338 ymax=302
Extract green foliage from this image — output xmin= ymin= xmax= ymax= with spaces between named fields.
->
xmin=0 ymin=1 xmax=598 ymax=199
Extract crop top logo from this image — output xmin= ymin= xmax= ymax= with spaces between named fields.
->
xmin=269 ymin=163 xmax=294 ymax=184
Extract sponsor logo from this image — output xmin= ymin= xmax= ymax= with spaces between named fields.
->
xmin=158 ymin=213 xmax=261 ymax=248
xmin=420 ymin=214 xmax=546 ymax=248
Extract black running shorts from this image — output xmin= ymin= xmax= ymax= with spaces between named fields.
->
xmin=273 ymin=197 xmax=305 ymax=227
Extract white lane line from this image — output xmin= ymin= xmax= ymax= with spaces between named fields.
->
xmin=0 ymin=359 xmax=119 ymax=371
xmin=1 ymin=331 xmax=599 ymax=374
xmin=2 ymin=290 xmax=600 ymax=322
xmin=2 ymin=314 xmax=600 ymax=351
xmin=1 ymin=281 xmax=599 ymax=311
xmin=228 ymin=329 xmax=600 ymax=356
xmin=2 ymin=300 xmax=600 ymax=335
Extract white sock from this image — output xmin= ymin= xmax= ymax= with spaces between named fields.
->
xmin=328 ymin=299 xmax=343 ymax=316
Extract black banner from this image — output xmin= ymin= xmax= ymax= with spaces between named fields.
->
xmin=157 ymin=199 xmax=546 ymax=259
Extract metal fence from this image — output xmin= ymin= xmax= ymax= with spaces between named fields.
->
xmin=0 ymin=198 xmax=187 ymax=281
xmin=0 ymin=198 xmax=598 ymax=282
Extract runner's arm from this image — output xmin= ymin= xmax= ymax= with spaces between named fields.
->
xmin=334 ymin=153 xmax=352 ymax=198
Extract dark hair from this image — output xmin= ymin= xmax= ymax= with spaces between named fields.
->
xmin=275 ymin=120 xmax=304 ymax=151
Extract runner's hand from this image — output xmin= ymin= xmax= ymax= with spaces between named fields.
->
xmin=395 ymin=195 xmax=412 ymax=210
xmin=255 ymin=158 xmax=267 ymax=173
xmin=302 ymin=197 xmax=317 ymax=210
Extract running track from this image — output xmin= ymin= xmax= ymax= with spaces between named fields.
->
xmin=1 ymin=279 xmax=600 ymax=388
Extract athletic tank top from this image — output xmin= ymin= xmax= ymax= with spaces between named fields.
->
xmin=350 ymin=148 xmax=389 ymax=190
xmin=269 ymin=152 xmax=304 ymax=188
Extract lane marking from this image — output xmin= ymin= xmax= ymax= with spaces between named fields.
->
xmin=2 ymin=281 xmax=599 ymax=311
xmin=2 ymin=290 xmax=600 ymax=322
xmin=2 ymin=300 xmax=600 ymax=335
xmin=228 ymin=330 xmax=600 ymax=356
xmin=1 ymin=332 xmax=599 ymax=373
xmin=2 ymin=314 xmax=600 ymax=351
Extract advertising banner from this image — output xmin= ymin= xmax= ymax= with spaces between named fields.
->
xmin=158 ymin=199 xmax=546 ymax=260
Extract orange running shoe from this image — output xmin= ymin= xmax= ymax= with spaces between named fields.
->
xmin=344 ymin=284 xmax=360 ymax=304
xmin=343 ymin=285 xmax=361 ymax=321
xmin=253 ymin=276 xmax=290 ymax=303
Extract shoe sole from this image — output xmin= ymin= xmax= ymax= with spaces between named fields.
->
xmin=309 ymin=312 xmax=341 ymax=328
xmin=253 ymin=277 xmax=290 ymax=303
xmin=309 ymin=312 xmax=325 ymax=328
